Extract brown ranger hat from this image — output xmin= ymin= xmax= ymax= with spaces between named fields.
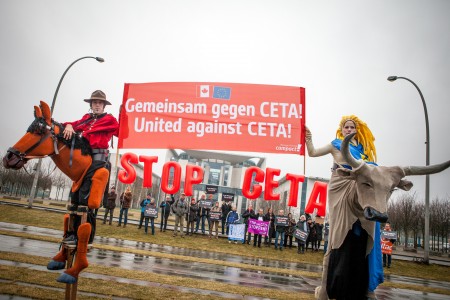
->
xmin=84 ymin=90 xmax=112 ymax=105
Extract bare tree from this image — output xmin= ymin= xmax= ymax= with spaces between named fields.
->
xmin=390 ymin=192 xmax=417 ymax=248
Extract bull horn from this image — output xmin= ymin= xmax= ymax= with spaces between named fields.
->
xmin=403 ymin=160 xmax=450 ymax=176
xmin=341 ymin=132 xmax=363 ymax=168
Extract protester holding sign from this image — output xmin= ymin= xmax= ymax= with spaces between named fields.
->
xmin=274 ymin=210 xmax=288 ymax=251
xmin=221 ymin=201 xmax=232 ymax=235
xmin=226 ymin=206 xmax=241 ymax=241
xmin=242 ymin=204 xmax=256 ymax=245
xmin=138 ymin=193 xmax=152 ymax=229
xmin=209 ymin=201 xmax=222 ymax=239
xmin=143 ymin=198 xmax=157 ymax=235
xmin=117 ymin=186 xmax=132 ymax=228
xmin=283 ymin=213 xmax=296 ymax=249
xmin=252 ymin=209 xmax=267 ymax=247
xmin=381 ymin=222 xmax=396 ymax=268
xmin=296 ymin=215 xmax=309 ymax=254
xmin=264 ymin=208 xmax=276 ymax=247
xmin=186 ymin=198 xmax=199 ymax=236
xmin=195 ymin=194 xmax=211 ymax=234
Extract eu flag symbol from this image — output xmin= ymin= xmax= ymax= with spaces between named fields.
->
xmin=212 ymin=86 xmax=231 ymax=100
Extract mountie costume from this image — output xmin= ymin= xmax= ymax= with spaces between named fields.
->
xmin=47 ymin=90 xmax=119 ymax=284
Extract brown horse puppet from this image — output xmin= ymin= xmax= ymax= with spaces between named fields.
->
xmin=2 ymin=101 xmax=109 ymax=284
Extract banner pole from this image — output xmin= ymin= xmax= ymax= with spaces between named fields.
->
xmin=113 ymin=149 xmax=120 ymax=189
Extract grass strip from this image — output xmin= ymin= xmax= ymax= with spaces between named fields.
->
xmin=0 ymin=252 xmax=313 ymax=300
xmin=0 ymin=229 xmax=320 ymax=279
xmin=0 ymin=264 xmax=224 ymax=300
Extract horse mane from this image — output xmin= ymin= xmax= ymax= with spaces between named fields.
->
xmin=27 ymin=118 xmax=92 ymax=156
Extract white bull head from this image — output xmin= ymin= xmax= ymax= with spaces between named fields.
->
xmin=336 ymin=133 xmax=450 ymax=222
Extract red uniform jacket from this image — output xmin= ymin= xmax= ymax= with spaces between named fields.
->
xmin=64 ymin=113 xmax=119 ymax=149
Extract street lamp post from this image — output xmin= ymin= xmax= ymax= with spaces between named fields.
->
xmin=27 ymin=56 xmax=104 ymax=208
xmin=387 ymin=75 xmax=430 ymax=264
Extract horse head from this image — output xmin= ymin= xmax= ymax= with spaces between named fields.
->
xmin=3 ymin=101 xmax=63 ymax=170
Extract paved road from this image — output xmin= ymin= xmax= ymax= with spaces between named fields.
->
xmin=1 ymin=222 xmax=450 ymax=300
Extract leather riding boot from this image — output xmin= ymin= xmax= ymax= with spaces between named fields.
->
xmin=57 ymin=223 xmax=91 ymax=284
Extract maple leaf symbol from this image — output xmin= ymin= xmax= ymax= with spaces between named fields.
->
xmin=202 ymin=88 xmax=208 ymax=93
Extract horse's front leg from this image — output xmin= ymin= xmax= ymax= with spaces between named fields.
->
xmin=47 ymin=214 xmax=70 ymax=270
xmin=56 ymin=222 xmax=91 ymax=284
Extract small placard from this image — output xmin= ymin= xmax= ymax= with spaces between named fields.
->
xmin=144 ymin=207 xmax=158 ymax=218
xmin=198 ymin=199 xmax=213 ymax=208
xmin=210 ymin=211 xmax=222 ymax=221
xmin=381 ymin=230 xmax=397 ymax=240
xmin=206 ymin=185 xmax=218 ymax=194
xmin=294 ymin=228 xmax=309 ymax=242
xmin=275 ymin=216 xmax=289 ymax=226
xmin=222 ymin=193 xmax=235 ymax=202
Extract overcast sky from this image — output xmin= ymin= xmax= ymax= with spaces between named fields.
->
xmin=1 ymin=0 xmax=449 ymax=201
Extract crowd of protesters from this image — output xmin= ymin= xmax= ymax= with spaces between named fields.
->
xmin=100 ymin=186 xmax=331 ymax=253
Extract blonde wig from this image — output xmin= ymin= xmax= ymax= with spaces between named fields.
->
xmin=336 ymin=115 xmax=377 ymax=162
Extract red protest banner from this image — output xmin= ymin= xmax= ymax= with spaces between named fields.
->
xmin=118 ymin=82 xmax=305 ymax=155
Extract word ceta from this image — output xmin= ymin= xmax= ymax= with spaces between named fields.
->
xmin=118 ymin=153 xmax=327 ymax=216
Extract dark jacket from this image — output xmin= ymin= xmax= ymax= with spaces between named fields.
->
xmin=242 ymin=209 xmax=256 ymax=225
xmin=104 ymin=191 xmax=117 ymax=209
xmin=221 ymin=202 xmax=231 ymax=220
xmin=159 ymin=197 xmax=174 ymax=217
xmin=315 ymin=223 xmax=324 ymax=240
xmin=264 ymin=212 xmax=276 ymax=230
xmin=187 ymin=202 xmax=199 ymax=222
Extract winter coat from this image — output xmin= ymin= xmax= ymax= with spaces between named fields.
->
xmin=140 ymin=198 xmax=151 ymax=212
xmin=104 ymin=191 xmax=117 ymax=209
xmin=315 ymin=223 xmax=324 ymax=240
xmin=221 ymin=203 xmax=231 ymax=220
xmin=296 ymin=220 xmax=309 ymax=243
xmin=159 ymin=198 xmax=174 ymax=217
xmin=172 ymin=198 xmax=188 ymax=217
xmin=226 ymin=211 xmax=240 ymax=225
xmin=120 ymin=191 xmax=132 ymax=209
xmin=264 ymin=212 xmax=276 ymax=230
xmin=187 ymin=203 xmax=199 ymax=222
xmin=242 ymin=209 xmax=256 ymax=225
xmin=284 ymin=217 xmax=296 ymax=236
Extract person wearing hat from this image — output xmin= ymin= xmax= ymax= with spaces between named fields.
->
xmin=172 ymin=192 xmax=188 ymax=237
xmin=138 ymin=193 xmax=152 ymax=229
xmin=61 ymin=90 xmax=119 ymax=244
